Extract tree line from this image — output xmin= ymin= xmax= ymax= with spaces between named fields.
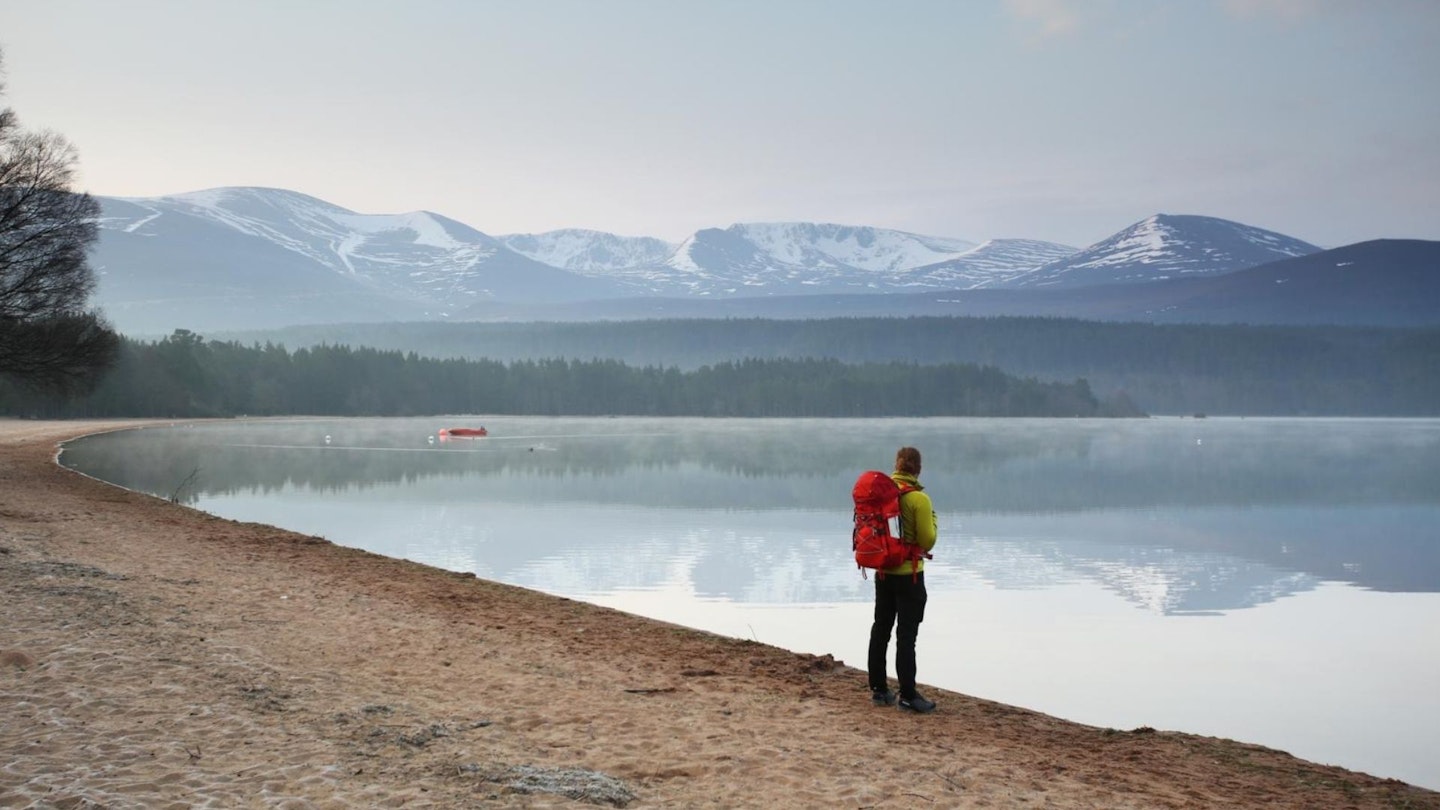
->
xmin=222 ymin=317 xmax=1440 ymax=415
xmin=0 ymin=329 xmax=1137 ymax=419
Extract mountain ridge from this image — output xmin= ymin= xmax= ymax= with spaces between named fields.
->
xmin=1008 ymin=214 xmax=1320 ymax=289
xmin=85 ymin=186 xmax=1429 ymax=334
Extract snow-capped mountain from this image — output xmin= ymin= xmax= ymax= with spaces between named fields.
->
xmin=92 ymin=189 xmax=1025 ymax=334
xmin=659 ymin=223 xmax=982 ymax=295
xmin=498 ymin=229 xmax=677 ymax=274
xmin=500 ymin=222 xmax=1008 ymax=296
xmin=495 ymin=229 xmax=683 ymax=292
xmin=93 ymin=187 xmax=632 ymax=332
xmin=86 ymin=185 xmax=1395 ymax=335
xmin=1005 ymin=214 xmax=1320 ymax=289
xmin=907 ymin=239 xmax=1080 ymax=288
xmin=1124 ymin=239 xmax=1440 ymax=326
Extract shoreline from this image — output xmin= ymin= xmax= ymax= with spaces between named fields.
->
xmin=3 ymin=418 xmax=1437 ymax=808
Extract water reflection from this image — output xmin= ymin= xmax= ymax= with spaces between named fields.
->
xmin=59 ymin=417 xmax=1440 ymax=614
xmin=57 ymin=417 xmax=1440 ymax=789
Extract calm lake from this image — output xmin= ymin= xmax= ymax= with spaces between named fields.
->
xmin=60 ymin=416 xmax=1440 ymax=790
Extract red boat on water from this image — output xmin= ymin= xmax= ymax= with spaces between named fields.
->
xmin=438 ymin=427 xmax=488 ymax=439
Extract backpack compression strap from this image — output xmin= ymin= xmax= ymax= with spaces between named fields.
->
xmin=894 ymin=483 xmax=932 ymax=582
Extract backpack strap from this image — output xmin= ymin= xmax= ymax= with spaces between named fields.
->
xmin=895 ymin=482 xmax=916 ymax=541
xmin=894 ymin=483 xmax=931 ymax=583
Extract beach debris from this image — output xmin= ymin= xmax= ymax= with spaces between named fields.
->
xmin=168 ymin=466 xmax=200 ymax=503
xmin=398 ymin=723 xmax=450 ymax=747
xmin=490 ymin=765 xmax=636 ymax=807
xmin=622 ymin=686 xmax=676 ymax=695
xmin=801 ymin=653 xmax=840 ymax=672
xmin=1101 ymin=725 xmax=1161 ymax=737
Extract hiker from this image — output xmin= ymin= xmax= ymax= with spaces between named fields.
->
xmin=868 ymin=446 xmax=938 ymax=713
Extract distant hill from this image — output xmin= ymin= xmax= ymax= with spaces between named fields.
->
xmin=996 ymin=238 xmax=1440 ymax=326
xmin=93 ymin=188 xmax=632 ymax=333
xmin=497 ymin=228 xmax=678 ymax=272
xmin=1006 ymin=214 xmax=1320 ymax=289
xmin=615 ymin=222 xmax=990 ymax=296
xmin=493 ymin=224 xmax=1080 ymax=296
xmin=1129 ymin=239 xmax=1440 ymax=326
xmin=903 ymin=239 xmax=1080 ymax=288
xmin=469 ymin=240 xmax=1435 ymax=328
xmin=92 ymin=189 xmax=1068 ymax=333
xmin=86 ymin=186 xmax=1430 ymax=334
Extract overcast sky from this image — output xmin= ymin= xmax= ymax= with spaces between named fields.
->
xmin=2 ymin=0 xmax=1437 ymax=248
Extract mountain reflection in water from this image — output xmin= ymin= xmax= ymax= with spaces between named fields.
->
xmin=60 ymin=417 xmax=1440 ymax=614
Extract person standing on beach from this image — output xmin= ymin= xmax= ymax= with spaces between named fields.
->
xmin=868 ymin=446 xmax=938 ymax=713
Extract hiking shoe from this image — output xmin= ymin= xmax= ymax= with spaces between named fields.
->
xmin=871 ymin=688 xmax=897 ymax=706
xmin=898 ymin=693 xmax=936 ymax=714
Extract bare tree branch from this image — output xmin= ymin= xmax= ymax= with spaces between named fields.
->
xmin=0 ymin=47 xmax=118 ymax=391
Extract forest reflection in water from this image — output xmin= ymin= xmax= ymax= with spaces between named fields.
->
xmin=62 ymin=415 xmax=1440 ymax=605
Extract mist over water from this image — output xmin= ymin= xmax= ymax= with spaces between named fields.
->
xmin=61 ymin=416 xmax=1440 ymax=789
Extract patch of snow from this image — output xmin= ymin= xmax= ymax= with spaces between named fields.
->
xmin=731 ymin=222 xmax=975 ymax=274
xmin=668 ymin=237 xmax=702 ymax=272
xmin=333 ymin=232 xmax=364 ymax=275
xmin=332 ymin=211 xmax=465 ymax=250
xmin=121 ymin=205 xmax=163 ymax=233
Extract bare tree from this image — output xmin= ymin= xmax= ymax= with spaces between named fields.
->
xmin=0 ymin=50 xmax=118 ymax=391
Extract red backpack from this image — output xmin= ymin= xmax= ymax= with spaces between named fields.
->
xmin=851 ymin=470 xmax=931 ymax=577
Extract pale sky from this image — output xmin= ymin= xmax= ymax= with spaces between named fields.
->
xmin=2 ymin=0 xmax=1437 ymax=248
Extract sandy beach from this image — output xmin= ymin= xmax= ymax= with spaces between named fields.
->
xmin=2 ymin=418 xmax=1436 ymax=809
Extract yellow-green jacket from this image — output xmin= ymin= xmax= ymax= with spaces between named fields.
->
xmin=887 ymin=472 xmax=937 ymax=576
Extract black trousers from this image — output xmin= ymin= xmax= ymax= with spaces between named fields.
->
xmin=867 ymin=570 xmax=928 ymax=699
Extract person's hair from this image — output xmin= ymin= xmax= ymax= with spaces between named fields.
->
xmin=895 ymin=446 xmax=922 ymax=475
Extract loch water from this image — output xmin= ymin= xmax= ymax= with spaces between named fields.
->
xmin=60 ymin=416 xmax=1440 ymax=789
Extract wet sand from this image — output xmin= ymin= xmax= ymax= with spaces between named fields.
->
xmin=2 ymin=418 xmax=1436 ymax=808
